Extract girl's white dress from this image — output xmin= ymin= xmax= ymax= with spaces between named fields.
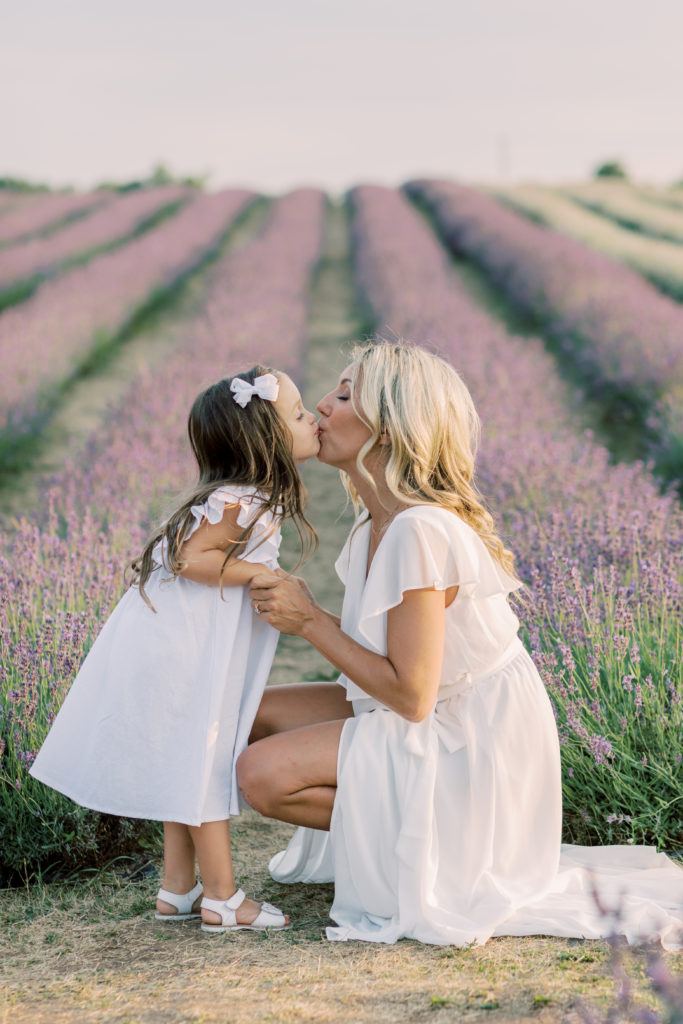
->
xmin=30 ymin=485 xmax=280 ymax=826
xmin=270 ymin=507 xmax=683 ymax=948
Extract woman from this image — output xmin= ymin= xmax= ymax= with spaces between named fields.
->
xmin=238 ymin=341 xmax=683 ymax=947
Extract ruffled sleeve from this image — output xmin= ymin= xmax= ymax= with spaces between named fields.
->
xmin=187 ymin=484 xmax=281 ymax=569
xmin=356 ymin=507 xmax=520 ymax=655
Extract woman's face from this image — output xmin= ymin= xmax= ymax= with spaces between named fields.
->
xmin=316 ymin=364 xmax=372 ymax=472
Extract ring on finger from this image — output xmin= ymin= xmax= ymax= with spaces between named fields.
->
xmin=254 ymin=602 xmax=261 ymax=615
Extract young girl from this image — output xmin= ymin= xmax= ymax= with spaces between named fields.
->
xmin=30 ymin=366 xmax=319 ymax=932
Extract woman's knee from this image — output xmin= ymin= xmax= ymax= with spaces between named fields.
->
xmin=236 ymin=742 xmax=279 ymax=815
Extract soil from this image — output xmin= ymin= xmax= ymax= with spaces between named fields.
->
xmin=270 ymin=201 xmax=364 ymax=684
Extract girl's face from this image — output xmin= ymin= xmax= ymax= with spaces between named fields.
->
xmin=274 ymin=373 xmax=320 ymax=464
xmin=315 ymin=365 xmax=373 ymax=472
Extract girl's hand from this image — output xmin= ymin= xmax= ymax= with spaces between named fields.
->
xmin=249 ymin=572 xmax=316 ymax=635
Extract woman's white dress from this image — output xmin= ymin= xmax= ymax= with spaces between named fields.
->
xmin=270 ymin=507 xmax=683 ymax=948
xmin=30 ymin=485 xmax=280 ymax=826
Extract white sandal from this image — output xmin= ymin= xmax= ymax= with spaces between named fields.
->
xmin=200 ymin=888 xmax=290 ymax=932
xmin=154 ymin=880 xmax=203 ymax=920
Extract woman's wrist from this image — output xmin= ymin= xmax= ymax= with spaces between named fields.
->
xmin=299 ymin=601 xmax=327 ymax=642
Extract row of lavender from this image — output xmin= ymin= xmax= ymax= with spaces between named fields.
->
xmin=406 ymin=180 xmax=683 ymax=487
xmin=0 ymin=192 xmax=109 ymax=246
xmin=0 ymin=185 xmax=191 ymax=295
xmin=0 ymin=189 xmax=255 ymax=447
xmin=0 ymin=189 xmax=326 ymax=877
xmin=350 ymin=185 xmax=682 ymax=850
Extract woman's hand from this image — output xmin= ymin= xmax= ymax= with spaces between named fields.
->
xmin=249 ymin=572 xmax=317 ymax=635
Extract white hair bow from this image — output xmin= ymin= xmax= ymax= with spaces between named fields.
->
xmin=230 ymin=372 xmax=280 ymax=408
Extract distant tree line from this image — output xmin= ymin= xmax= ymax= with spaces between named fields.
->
xmin=593 ymin=159 xmax=683 ymax=188
xmin=0 ymin=164 xmax=207 ymax=194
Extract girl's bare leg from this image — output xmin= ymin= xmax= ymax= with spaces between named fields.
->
xmin=249 ymin=681 xmax=352 ymax=742
xmin=189 ymin=820 xmax=290 ymax=927
xmin=237 ymin=719 xmax=346 ymax=831
xmin=158 ymin=684 xmax=346 ymax=920
xmin=156 ymin=822 xmax=202 ymax=916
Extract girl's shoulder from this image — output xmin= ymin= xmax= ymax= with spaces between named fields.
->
xmin=189 ymin=484 xmax=275 ymax=536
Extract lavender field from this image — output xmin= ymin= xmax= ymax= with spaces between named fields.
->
xmin=407 ymin=179 xmax=683 ymax=485
xmin=0 ymin=182 xmax=681 ymax=885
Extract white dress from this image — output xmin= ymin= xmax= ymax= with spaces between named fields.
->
xmin=270 ymin=507 xmax=683 ymax=948
xmin=30 ymin=485 xmax=281 ymax=826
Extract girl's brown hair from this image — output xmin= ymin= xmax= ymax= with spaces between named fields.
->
xmin=127 ymin=366 xmax=317 ymax=608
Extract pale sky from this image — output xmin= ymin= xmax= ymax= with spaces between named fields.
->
xmin=3 ymin=0 xmax=682 ymax=194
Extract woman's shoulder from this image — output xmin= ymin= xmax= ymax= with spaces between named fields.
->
xmin=389 ymin=504 xmax=475 ymax=540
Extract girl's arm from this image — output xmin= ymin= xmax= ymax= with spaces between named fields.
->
xmin=249 ymin=574 xmax=448 ymax=721
xmin=179 ymin=505 xmax=277 ymax=588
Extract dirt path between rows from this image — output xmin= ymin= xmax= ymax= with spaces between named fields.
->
xmin=0 ymin=200 xmax=270 ymax=524
xmin=270 ymin=201 xmax=366 ymax=685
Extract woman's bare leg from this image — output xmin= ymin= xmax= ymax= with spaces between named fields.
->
xmin=238 ymin=718 xmax=346 ymax=831
xmin=249 ymin=681 xmax=352 ymax=742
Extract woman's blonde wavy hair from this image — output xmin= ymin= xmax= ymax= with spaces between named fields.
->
xmin=344 ymin=339 xmax=520 ymax=584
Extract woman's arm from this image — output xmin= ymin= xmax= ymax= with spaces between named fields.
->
xmin=275 ymin=571 xmax=342 ymax=627
xmin=179 ymin=506 xmax=278 ymax=588
xmin=249 ymin=574 xmax=446 ymax=721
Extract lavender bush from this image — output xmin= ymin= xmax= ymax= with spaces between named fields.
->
xmin=0 ymin=192 xmax=109 ymax=246
xmin=406 ymin=179 xmax=683 ymax=486
xmin=0 ymin=185 xmax=190 ymax=294
xmin=350 ymin=185 xmax=683 ymax=850
xmin=0 ymin=189 xmax=254 ymax=449
xmin=0 ymin=189 xmax=326 ymax=879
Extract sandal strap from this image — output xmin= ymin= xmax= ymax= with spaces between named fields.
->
xmin=200 ymin=888 xmax=246 ymax=926
xmin=156 ymin=880 xmax=202 ymax=914
xmin=200 ymin=890 xmax=287 ymax=929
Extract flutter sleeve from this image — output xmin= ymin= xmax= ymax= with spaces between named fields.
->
xmin=186 ymin=484 xmax=281 ymax=568
xmin=356 ymin=507 xmax=520 ymax=655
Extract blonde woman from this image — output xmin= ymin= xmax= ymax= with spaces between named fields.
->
xmin=238 ymin=341 xmax=683 ymax=947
